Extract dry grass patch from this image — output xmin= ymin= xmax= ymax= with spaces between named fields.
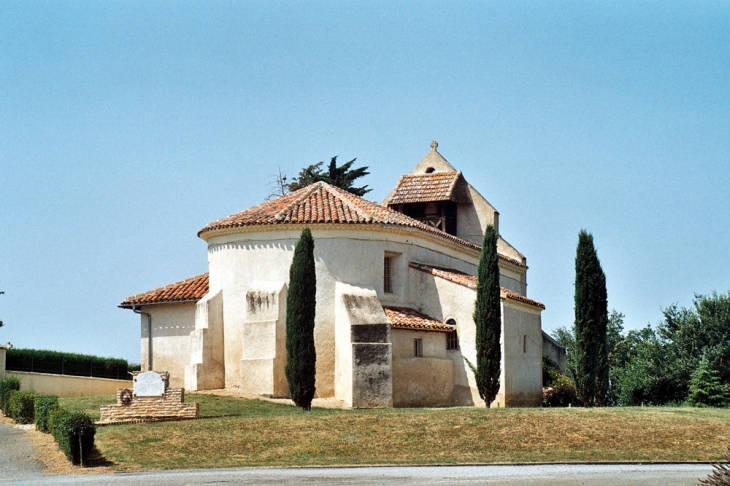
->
xmin=59 ymin=394 xmax=730 ymax=470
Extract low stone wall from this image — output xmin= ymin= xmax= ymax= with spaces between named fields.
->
xmin=98 ymin=387 xmax=199 ymax=424
xmin=6 ymin=371 xmax=133 ymax=397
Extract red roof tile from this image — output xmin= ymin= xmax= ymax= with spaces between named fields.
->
xmin=409 ymin=262 xmax=545 ymax=309
xmin=383 ymin=306 xmax=455 ymax=332
xmin=386 ymin=172 xmax=472 ymax=205
xmin=198 ymin=181 xmax=482 ymax=252
xmin=120 ymin=273 xmax=209 ymax=308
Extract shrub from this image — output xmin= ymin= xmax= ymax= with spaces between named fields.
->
xmin=543 ymin=357 xmax=565 ymax=388
xmin=34 ymin=395 xmax=59 ymax=433
xmin=51 ymin=408 xmax=96 ymax=465
xmin=8 ymin=391 xmax=36 ymax=424
xmin=0 ymin=375 xmax=21 ymax=413
xmin=699 ymin=447 xmax=730 ymax=485
xmin=543 ymin=382 xmax=579 ymax=408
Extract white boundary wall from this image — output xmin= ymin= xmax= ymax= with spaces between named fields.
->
xmin=6 ymin=371 xmax=132 ymax=397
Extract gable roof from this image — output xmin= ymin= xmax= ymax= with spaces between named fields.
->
xmin=386 ymin=171 xmax=472 ymax=205
xmin=409 ymin=262 xmax=545 ymax=309
xmin=383 ymin=306 xmax=455 ymax=332
xmin=120 ymin=273 xmax=209 ymax=308
xmin=197 ymin=181 xmax=482 ymax=251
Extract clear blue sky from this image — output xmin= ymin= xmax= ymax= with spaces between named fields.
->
xmin=1 ymin=1 xmax=728 ymax=362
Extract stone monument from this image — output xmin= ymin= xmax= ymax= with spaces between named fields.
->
xmin=98 ymin=371 xmax=199 ymax=424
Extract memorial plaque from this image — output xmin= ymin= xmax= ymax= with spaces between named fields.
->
xmin=134 ymin=371 xmax=165 ymax=397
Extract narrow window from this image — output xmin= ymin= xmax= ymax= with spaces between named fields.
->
xmin=446 ymin=319 xmax=459 ymax=351
xmin=523 ymin=335 xmax=527 ymax=353
xmin=383 ymin=255 xmax=393 ymax=293
xmin=414 ymin=338 xmax=423 ymax=357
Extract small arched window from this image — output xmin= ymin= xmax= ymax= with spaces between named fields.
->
xmin=425 ymin=167 xmax=436 ymax=173
xmin=446 ymin=319 xmax=459 ymax=351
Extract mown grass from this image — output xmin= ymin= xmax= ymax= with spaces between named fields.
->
xmin=65 ymin=394 xmax=730 ymax=471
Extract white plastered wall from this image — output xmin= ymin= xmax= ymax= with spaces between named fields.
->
xmin=139 ymin=303 xmax=195 ymax=388
xmin=407 ymin=267 xmax=543 ymax=407
xmin=502 ymin=301 xmax=543 ymax=406
xmin=205 ymin=225 xmax=482 ymax=398
xmin=391 ymin=329 xmax=453 ymax=407
xmin=185 ymin=290 xmax=224 ymax=390
xmin=240 ymin=282 xmax=288 ymax=397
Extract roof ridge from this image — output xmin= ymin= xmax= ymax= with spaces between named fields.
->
xmin=445 ymin=170 xmax=462 ymax=195
xmin=272 ymin=182 xmax=324 ymax=222
xmin=319 ymin=183 xmax=375 ymax=223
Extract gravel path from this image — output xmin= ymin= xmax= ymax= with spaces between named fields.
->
xmin=0 ymin=421 xmax=46 ymax=483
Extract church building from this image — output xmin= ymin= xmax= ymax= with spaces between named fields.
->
xmin=120 ymin=143 xmax=550 ymax=407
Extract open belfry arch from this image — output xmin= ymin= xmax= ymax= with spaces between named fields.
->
xmin=120 ymin=142 xmax=551 ymax=408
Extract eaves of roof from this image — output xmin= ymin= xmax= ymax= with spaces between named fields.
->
xmin=409 ymin=262 xmax=545 ymax=310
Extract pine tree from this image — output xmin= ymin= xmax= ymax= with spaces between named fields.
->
xmin=573 ymin=230 xmax=608 ymax=407
xmin=287 ymin=157 xmax=371 ymax=196
xmin=285 ymin=228 xmax=317 ymax=411
xmin=473 ymin=225 xmax=501 ymax=406
xmin=687 ymin=355 xmax=727 ymax=407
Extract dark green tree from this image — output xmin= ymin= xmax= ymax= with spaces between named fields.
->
xmin=288 ymin=157 xmax=371 ymax=196
xmin=285 ymin=228 xmax=317 ymax=411
xmin=286 ymin=162 xmax=325 ymax=193
xmin=687 ymin=355 xmax=727 ymax=407
xmin=473 ymin=225 xmax=501 ymax=406
xmin=573 ymin=230 xmax=608 ymax=407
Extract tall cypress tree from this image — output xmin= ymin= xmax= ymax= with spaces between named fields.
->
xmin=285 ymin=228 xmax=317 ymax=411
xmin=573 ymin=230 xmax=608 ymax=407
xmin=474 ymin=225 xmax=502 ymax=406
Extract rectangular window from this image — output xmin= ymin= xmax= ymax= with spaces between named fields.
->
xmin=383 ymin=256 xmax=393 ymax=293
xmin=523 ymin=335 xmax=527 ymax=353
xmin=447 ymin=331 xmax=460 ymax=351
xmin=413 ymin=338 xmax=423 ymax=357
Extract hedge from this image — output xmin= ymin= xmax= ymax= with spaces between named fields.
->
xmin=0 ymin=375 xmax=21 ymax=413
xmin=8 ymin=391 xmax=36 ymax=424
xmin=34 ymin=395 xmax=60 ymax=433
xmin=50 ymin=408 xmax=96 ymax=465
xmin=6 ymin=348 xmax=140 ymax=380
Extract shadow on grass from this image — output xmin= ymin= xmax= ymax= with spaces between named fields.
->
xmin=82 ymin=446 xmax=115 ymax=468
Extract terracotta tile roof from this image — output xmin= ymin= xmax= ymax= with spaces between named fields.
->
xmin=120 ymin=273 xmax=209 ymax=308
xmin=383 ymin=306 xmax=455 ymax=332
xmin=197 ymin=181 xmax=482 ymax=252
xmin=387 ymin=171 xmax=472 ymax=205
xmin=409 ymin=262 xmax=546 ymax=309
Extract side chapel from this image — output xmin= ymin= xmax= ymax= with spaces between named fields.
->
xmin=120 ymin=142 xmax=557 ymax=407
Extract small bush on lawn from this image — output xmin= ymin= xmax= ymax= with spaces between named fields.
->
xmin=51 ymin=408 xmax=96 ymax=465
xmin=543 ymin=382 xmax=579 ymax=407
xmin=34 ymin=395 xmax=59 ymax=433
xmin=0 ymin=375 xmax=21 ymax=413
xmin=542 ymin=358 xmax=579 ymax=407
xmin=8 ymin=391 xmax=36 ymax=424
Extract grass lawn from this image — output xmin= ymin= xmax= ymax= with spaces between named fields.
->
xmin=61 ymin=394 xmax=730 ymax=471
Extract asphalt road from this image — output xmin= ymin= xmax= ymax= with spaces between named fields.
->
xmin=0 ymin=422 xmax=44 ymax=482
xmin=3 ymin=464 xmax=714 ymax=485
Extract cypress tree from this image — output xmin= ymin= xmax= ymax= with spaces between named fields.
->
xmin=285 ymin=228 xmax=317 ymax=411
xmin=573 ymin=230 xmax=608 ymax=407
xmin=473 ymin=225 xmax=502 ymax=406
